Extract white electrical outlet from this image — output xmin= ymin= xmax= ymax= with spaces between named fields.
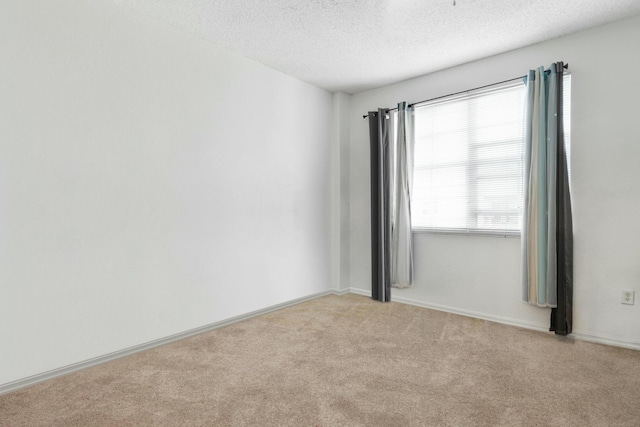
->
xmin=622 ymin=290 xmax=635 ymax=305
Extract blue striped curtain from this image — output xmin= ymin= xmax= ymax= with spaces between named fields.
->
xmin=521 ymin=62 xmax=573 ymax=335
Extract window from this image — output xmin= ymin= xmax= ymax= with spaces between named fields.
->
xmin=405 ymin=75 xmax=571 ymax=235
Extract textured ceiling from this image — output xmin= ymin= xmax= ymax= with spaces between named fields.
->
xmin=114 ymin=0 xmax=640 ymax=94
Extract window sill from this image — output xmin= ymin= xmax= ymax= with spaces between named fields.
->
xmin=412 ymin=227 xmax=520 ymax=239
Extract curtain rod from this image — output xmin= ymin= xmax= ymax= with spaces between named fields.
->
xmin=362 ymin=63 xmax=569 ymax=119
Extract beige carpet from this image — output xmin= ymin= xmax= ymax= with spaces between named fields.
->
xmin=1 ymin=293 xmax=639 ymax=426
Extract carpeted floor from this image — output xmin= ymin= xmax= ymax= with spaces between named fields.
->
xmin=1 ymin=293 xmax=639 ymax=426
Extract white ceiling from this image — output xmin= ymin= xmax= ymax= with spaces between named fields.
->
xmin=115 ymin=0 xmax=640 ymax=94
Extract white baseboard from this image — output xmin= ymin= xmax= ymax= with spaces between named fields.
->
xmin=3 ymin=287 xmax=638 ymax=395
xmin=349 ymin=287 xmax=548 ymax=332
xmin=571 ymin=331 xmax=640 ymax=351
xmin=348 ymin=287 xmax=640 ymax=351
xmin=348 ymin=287 xmax=371 ymax=297
xmin=0 ymin=289 xmax=340 ymax=396
xmin=392 ymin=294 xmax=550 ymax=333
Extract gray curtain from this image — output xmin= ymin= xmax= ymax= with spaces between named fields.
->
xmin=521 ymin=62 xmax=573 ymax=335
xmin=369 ymin=109 xmax=391 ymax=302
xmin=391 ymin=102 xmax=414 ymax=288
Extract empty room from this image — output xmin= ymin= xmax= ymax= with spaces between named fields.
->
xmin=1 ymin=0 xmax=640 ymax=425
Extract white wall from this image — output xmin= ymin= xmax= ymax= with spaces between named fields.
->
xmin=330 ymin=92 xmax=352 ymax=290
xmin=0 ymin=0 xmax=333 ymax=386
xmin=349 ymin=15 xmax=640 ymax=347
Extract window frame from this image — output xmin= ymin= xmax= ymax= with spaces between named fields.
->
xmin=408 ymin=74 xmax=571 ymax=238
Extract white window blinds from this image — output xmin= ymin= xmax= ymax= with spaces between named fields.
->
xmin=410 ymin=75 xmax=571 ymax=234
